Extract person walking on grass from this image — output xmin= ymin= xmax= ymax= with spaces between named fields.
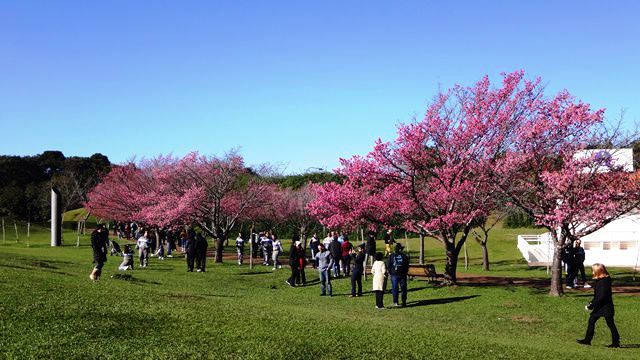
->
xmin=136 ymin=231 xmax=150 ymax=268
xmin=329 ymin=234 xmax=342 ymax=278
xmin=261 ymin=233 xmax=273 ymax=266
xmin=371 ymin=252 xmax=387 ymax=309
xmin=236 ymin=233 xmax=245 ymax=265
xmin=577 ymin=263 xmax=620 ymax=348
xmin=314 ymin=243 xmax=334 ymax=297
xmin=272 ymin=234 xmax=284 ymax=270
xmin=195 ymin=232 xmax=208 ymax=272
xmin=350 ymin=243 xmax=366 ymax=297
xmin=388 ymin=243 xmax=409 ymax=307
xmin=90 ymin=224 xmax=108 ymax=281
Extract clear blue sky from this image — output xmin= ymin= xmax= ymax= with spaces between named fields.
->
xmin=1 ymin=1 xmax=638 ymax=173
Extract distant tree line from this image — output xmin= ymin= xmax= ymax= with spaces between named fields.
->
xmin=0 ymin=151 xmax=111 ymax=221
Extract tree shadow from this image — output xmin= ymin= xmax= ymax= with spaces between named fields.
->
xmin=237 ymin=271 xmax=272 ymax=276
xmin=404 ymin=295 xmax=480 ymax=308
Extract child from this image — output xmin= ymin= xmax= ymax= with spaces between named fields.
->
xmin=119 ymin=245 xmax=135 ymax=271
xmin=577 ymin=263 xmax=620 ymax=347
xmin=371 ymin=252 xmax=387 ymax=309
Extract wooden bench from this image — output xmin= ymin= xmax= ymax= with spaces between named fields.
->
xmin=408 ymin=264 xmax=442 ymax=282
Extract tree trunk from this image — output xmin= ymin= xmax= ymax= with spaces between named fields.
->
xmin=444 ymin=242 xmax=459 ymax=284
xmin=549 ymin=244 xmax=564 ymax=296
xmin=481 ymin=241 xmax=490 ymax=271
xmin=419 ymin=233 xmax=425 ymax=265
xmin=215 ymin=237 xmax=224 ymax=263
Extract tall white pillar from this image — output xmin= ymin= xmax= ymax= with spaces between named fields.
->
xmin=51 ymin=188 xmax=61 ymax=247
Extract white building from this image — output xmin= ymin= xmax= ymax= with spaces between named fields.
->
xmin=517 ymin=148 xmax=640 ymax=270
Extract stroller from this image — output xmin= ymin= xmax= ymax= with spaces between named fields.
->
xmin=110 ymin=240 xmax=122 ymax=256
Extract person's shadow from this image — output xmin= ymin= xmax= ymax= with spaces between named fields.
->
xmin=620 ymin=344 xmax=640 ymax=348
xmin=403 ymin=295 xmax=479 ymax=308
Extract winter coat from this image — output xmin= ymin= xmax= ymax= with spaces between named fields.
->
xmin=91 ymin=230 xmax=108 ymax=263
xmin=588 ymin=277 xmax=615 ymax=317
xmin=329 ymin=239 xmax=342 ymax=259
xmin=371 ymin=260 xmax=387 ymax=291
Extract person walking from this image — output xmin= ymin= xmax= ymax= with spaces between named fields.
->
xmin=136 ymin=231 xmax=151 ymax=268
xmin=314 ymin=243 xmax=334 ymax=296
xmin=350 ymin=244 xmax=366 ymax=297
xmin=235 ymin=233 xmax=245 ymax=265
xmin=577 ymin=263 xmax=620 ymax=348
xmin=272 ymin=235 xmax=284 ymax=270
xmin=261 ymin=233 xmax=273 ymax=266
xmin=286 ymin=242 xmax=299 ymax=287
xmin=89 ymin=224 xmax=108 ymax=280
xmin=388 ymin=244 xmax=410 ymax=307
xmin=194 ymin=232 xmax=208 ymax=272
xmin=371 ymin=252 xmax=387 ymax=309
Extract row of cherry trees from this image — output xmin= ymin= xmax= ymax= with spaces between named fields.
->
xmin=86 ymin=151 xmax=314 ymax=263
xmin=308 ymin=71 xmax=640 ymax=296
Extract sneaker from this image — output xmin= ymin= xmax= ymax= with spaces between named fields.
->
xmin=272 ymin=267 xmax=276 ymax=271
xmin=376 ymin=306 xmax=385 ymax=310
xmin=576 ymin=339 xmax=591 ymax=346
xmin=89 ymin=274 xmax=96 ymax=280
xmin=167 ymin=255 xmax=173 ymax=258
xmin=583 ymin=284 xmax=592 ymax=288
xmin=566 ymin=285 xmax=573 ymax=289
xmin=285 ymin=280 xmax=292 ymax=286
xmin=196 ymin=269 xmax=202 ymax=272
xmin=393 ymin=303 xmax=400 ymax=307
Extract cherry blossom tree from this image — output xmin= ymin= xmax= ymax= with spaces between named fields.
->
xmin=311 ymin=71 xmax=539 ymax=283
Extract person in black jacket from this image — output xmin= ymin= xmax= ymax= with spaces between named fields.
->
xmin=350 ymin=244 xmax=366 ymax=297
xmin=194 ymin=232 xmax=208 ymax=272
xmin=577 ymin=263 xmax=620 ymax=348
xmin=184 ymin=233 xmax=196 ymax=272
xmin=286 ymin=242 xmax=299 ymax=287
xmin=328 ymin=236 xmax=342 ymax=278
xmin=90 ymin=224 xmax=108 ymax=281
xmin=574 ymin=240 xmax=590 ymax=288
xmin=365 ymin=230 xmax=377 ymax=271
xmin=387 ymin=243 xmax=410 ymax=307
xmin=562 ymin=241 xmax=577 ymax=289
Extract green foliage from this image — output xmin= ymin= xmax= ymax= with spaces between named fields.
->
xmin=272 ymin=171 xmax=343 ymax=189
xmin=1 ymin=225 xmax=639 ymax=359
xmin=504 ymin=210 xmax=538 ymax=229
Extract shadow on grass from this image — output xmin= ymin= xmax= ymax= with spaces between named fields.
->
xmin=333 ymin=287 xmax=429 ymax=297
xmin=621 ymin=344 xmax=640 ymax=349
xmin=404 ymin=295 xmax=480 ymax=308
xmin=237 ymin=271 xmax=272 ymax=276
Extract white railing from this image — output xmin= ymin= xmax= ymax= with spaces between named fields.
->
xmin=517 ymin=233 xmax=640 ymax=269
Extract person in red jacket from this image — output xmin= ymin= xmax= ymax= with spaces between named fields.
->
xmin=341 ymin=237 xmax=354 ymax=277
xmin=577 ymin=263 xmax=620 ymax=348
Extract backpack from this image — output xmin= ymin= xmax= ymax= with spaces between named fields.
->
xmin=393 ymin=253 xmax=407 ymax=273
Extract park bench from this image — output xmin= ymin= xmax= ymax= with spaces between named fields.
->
xmin=408 ymin=264 xmax=442 ymax=282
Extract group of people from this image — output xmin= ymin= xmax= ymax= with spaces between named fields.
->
xmin=90 ymin=223 xmax=210 ymax=276
xmin=90 ymin=224 xmax=621 ymax=347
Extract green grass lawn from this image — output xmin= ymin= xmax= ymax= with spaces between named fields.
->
xmin=0 ymin=224 xmax=638 ymax=359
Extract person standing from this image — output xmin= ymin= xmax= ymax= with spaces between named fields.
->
xmin=90 ymin=224 xmax=108 ymax=280
xmin=371 ymin=252 xmax=387 ymax=309
xmin=563 ymin=241 xmax=577 ymax=289
xmin=329 ymin=235 xmax=342 ymax=278
xmin=184 ymin=233 xmax=196 ymax=272
xmin=261 ymin=233 xmax=273 ymax=266
xmin=577 ymin=263 xmax=620 ymax=348
xmin=383 ymin=229 xmax=395 ymax=257
xmin=195 ymin=232 xmax=208 ymax=272
xmin=314 ymin=243 xmax=334 ymax=296
xmin=136 ymin=231 xmax=151 ymax=268
xmin=235 ymin=233 xmax=245 ymax=265
xmin=366 ymin=230 xmax=377 ymax=269
xmin=388 ymin=244 xmax=410 ymax=307
xmin=286 ymin=242 xmax=299 ymax=287
xmin=574 ymin=240 xmax=590 ymax=288
xmin=308 ymin=233 xmax=320 ymax=269
xmin=350 ymin=244 xmax=366 ymax=297
xmin=341 ymin=236 xmax=354 ymax=277
xmin=295 ymin=241 xmax=307 ymax=285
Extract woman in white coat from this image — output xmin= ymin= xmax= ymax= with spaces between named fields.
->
xmin=371 ymin=252 xmax=387 ymax=309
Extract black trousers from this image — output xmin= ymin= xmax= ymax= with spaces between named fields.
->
xmin=576 ymin=262 xmax=587 ymax=283
xmin=288 ymin=266 xmax=299 ymax=285
xmin=296 ymin=267 xmax=306 ymax=285
xmin=375 ymin=290 xmax=384 ymax=308
xmin=351 ymin=268 xmax=363 ymax=296
xmin=186 ymin=253 xmax=195 ymax=271
xmin=196 ymin=252 xmax=206 ymax=271
xmin=565 ymin=263 xmax=576 ymax=286
xmin=342 ymin=255 xmax=351 ymax=276
xmin=585 ymin=313 xmax=619 ymax=344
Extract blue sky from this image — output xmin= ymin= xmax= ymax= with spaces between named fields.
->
xmin=1 ymin=1 xmax=638 ymax=173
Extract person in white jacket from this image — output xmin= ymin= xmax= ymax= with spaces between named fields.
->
xmin=371 ymin=252 xmax=387 ymax=309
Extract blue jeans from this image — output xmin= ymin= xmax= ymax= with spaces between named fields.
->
xmin=391 ymin=275 xmax=407 ymax=305
xmin=319 ymin=269 xmax=332 ymax=296
xmin=332 ymin=260 xmax=340 ymax=277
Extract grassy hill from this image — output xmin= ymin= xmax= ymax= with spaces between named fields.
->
xmin=0 ymin=224 xmax=638 ymax=359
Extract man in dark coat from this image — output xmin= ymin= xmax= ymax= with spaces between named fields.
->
xmin=90 ymin=224 xmax=108 ymax=281
xmin=365 ymin=230 xmax=377 ymax=268
xmin=328 ymin=236 xmax=342 ymax=277
xmin=184 ymin=235 xmax=196 ymax=272
xmin=194 ymin=232 xmax=208 ymax=272
xmin=350 ymin=244 xmax=366 ymax=297
xmin=387 ymin=243 xmax=410 ymax=307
